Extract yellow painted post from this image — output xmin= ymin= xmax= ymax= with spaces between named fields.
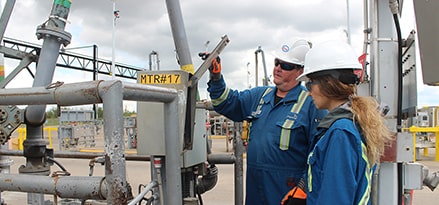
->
xmin=436 ymin=130 xmax=439 ymax=162
xmin=424 ymin=138 xmax=429 ymax=156
xmin=18 ymin=127 xmax=26 ymax=150
xmin=412 ymin=132 xmax=417 ymax=162
xmin=44 ymin=127 xmax=53 ymax=149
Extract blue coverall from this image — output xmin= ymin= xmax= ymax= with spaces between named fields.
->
xmin=207 ymin=77 xmax=326 ymax=205
xmin=307 ymin=105 xmax=373 ymax=205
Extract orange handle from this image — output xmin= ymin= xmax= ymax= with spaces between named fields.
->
xmin=212 ymin=58 xmax=221 ymax=73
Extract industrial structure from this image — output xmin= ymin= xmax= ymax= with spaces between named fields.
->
xmin=0 ymin=0 xmax=438 ymax=205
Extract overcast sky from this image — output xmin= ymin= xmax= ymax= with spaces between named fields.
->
xmin=2 ymin=0 xmax=437 ymax=110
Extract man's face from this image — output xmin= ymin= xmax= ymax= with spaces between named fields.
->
xmin=272 ymin=58 xmax=303 ymax=89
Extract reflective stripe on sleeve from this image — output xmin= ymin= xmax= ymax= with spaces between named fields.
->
xmin=211 ymin=87 xmax=230 ymax=106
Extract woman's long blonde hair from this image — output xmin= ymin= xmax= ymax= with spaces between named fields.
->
xmin=315 ymin=74 xmax=394 ymax=164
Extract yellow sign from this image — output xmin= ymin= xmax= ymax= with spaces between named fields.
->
xmin=139 ymin=73 xmax=181 ymax=84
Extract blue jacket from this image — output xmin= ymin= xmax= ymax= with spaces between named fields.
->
xmin=208 ymin=77 xmax=326 ymax=205
xmin=307 ymin=105 xmax=372 ymax=205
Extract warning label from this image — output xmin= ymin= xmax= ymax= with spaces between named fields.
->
xmin=139 ymin=73 xmax=181 ymax=85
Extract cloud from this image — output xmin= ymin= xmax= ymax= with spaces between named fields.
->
xmin=2 ymin=0 xmax=436 ymax=110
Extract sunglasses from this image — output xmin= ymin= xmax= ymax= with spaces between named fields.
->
xmin=274 ymin=58 xmax=302 ymax=71
xmin=305 ymin=81 xmax=319 ymax=91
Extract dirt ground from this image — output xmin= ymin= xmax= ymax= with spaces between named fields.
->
xmin=1 ymin=129 xmax=439 ymax=204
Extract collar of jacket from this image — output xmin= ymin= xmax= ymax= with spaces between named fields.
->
xmin=262 ymin=84 xmax=305 ymax=105
xmin=318 ymin=102 xmax=353 ymax=129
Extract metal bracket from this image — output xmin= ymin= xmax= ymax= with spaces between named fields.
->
xmin=189 ymin=35 xmax=230 ymax=88
xmin=0 ymin=105 xmax=24 ymax=144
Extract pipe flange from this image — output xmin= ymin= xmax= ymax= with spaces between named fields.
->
xmin=35 ymin=25 xmax=72 ymax=47
xmin=18 ymin=164 xmax=50 ymax=175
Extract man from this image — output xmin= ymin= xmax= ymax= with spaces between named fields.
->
xmin=207 ymin=40 xmax=327 ymax=204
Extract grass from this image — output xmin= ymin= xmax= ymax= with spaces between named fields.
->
xmin=45 ymin=118 xmax=59 ymax=126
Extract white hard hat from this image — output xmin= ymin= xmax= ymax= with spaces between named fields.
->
xmin=297 ymin=40 xmax=362 ymax=81
xmin=275 ymin=39 xmax=310 ymax=66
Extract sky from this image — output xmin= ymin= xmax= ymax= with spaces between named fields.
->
xmin=1 ymin=0 xmax=438 ymax=111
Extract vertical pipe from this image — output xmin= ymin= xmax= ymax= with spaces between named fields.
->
xmin=164 ymin=97 xmax=183 ymax=205
xmin=362 ymin=0 xmax=369 ymax=55
xmin=371 ymin=0 xmax=379 ymax=99
xmin=233 ymin=122 xmax=244 ymax=205
xmin=22 ymin=1 xmax=72 ymax=204
xmin=111 ymin=0 xmax=116 ymax=78
xmin=346 ymin=0 xmax=351 ymax=44
xmin=166 ymin=0 xmax=196 ymax=157
xmin=165 ymin=0 xmax=193 ymax=73
xmin=260 ymin=48 xmax=268 ymax=86
xmin=100 ymin=80 xmax=127 ymax=204
xmin=0 ymin=0 xmax=16 ymax=42
xmin=93 ymin=44 xmax=98 ymax=119
xmin=27 ymin=0 xmax=72 ymax=125
xmin=254 ymin=51 xmax=259 ymax=87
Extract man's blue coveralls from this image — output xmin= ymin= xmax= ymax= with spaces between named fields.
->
xmin=208 ymin=77 xmax=326 ymax=205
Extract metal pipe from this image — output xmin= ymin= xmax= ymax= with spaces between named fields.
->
xmin=207 ymin=153 xmax=235 ymax=164
xmin=166 ymin=0 xmax=197 ymax=155
xmin=163 ymin=95 xmax=184 ymax=205
xmin=27 ymin=0 xmax=72 ymax=125
xmin=0 ymin=149 xmax=150 ymax=161
xmin=371 ymin=0 xmax=379 ymax=99
xmin=23 ymin=3 xmax=73 ymax=201
xmin=0 ymin=174 xmax=107 ymax=200
xmin=100 ymin=80 xmax=127 ymax=204
xmin=346 ymin=0 xmax=351 ymax=44
xmin=362 ymin=0 xmax=370 ymax=56
xmin=122 ymin=82 xmax=177 ymax=103
xmin=111 ymin=0 xmax=116 ymax=78
xmin=165 ymin=0 xmax=193 ymax=73
xmin=0 ymin=0 xmax=16 ymax=42
xmin=149 ymin=51 xmax=160 ymax=71
xmin=0 ymin=81 xmax=178 ymax=105
xmin=93 ymin=44 xmax=98 ymax=119
xmin=255 ymin=46 xmax=269 ymax=86
xmin=254 ymin=49 xmax=259 ymax=87
xmin=233 ymin=122 xmax=244 ymax=205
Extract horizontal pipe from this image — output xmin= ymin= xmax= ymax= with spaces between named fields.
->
xmin=0 ymin=149 xmax=150 ymax=161
xmin=0 ymin=80 xmax=178 ymax=106
xmin=122 ymin=81 xmax=178 ymax=103
xmin=0 ymin=174 xmax=107 ymax=200
xmin=207 ymin=153 xmax=236 ymax=164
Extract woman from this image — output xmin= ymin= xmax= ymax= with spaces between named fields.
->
xmin=296 ymin=41 xmax=394 ymax=205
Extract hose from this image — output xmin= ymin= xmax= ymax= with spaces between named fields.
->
xmin=196 ymin=164 xmax=218 ymax=195
xmin=390 ymin=1 xmax=403 ymax=205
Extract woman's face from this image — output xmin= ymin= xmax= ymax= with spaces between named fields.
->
xmin=306 ymin=79 xmax=330 ymax=110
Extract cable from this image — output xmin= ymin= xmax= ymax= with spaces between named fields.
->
xmin=390 ymin=1 xmax=404 ymax=204
xmin=47 ymin=157 xmax=71 ymax=176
